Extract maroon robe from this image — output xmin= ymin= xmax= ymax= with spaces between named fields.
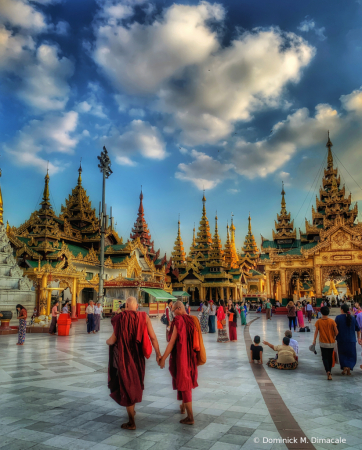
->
xmin=169 ymin=314 xmax=198 ymax=392
xmin=108 ymin=311 xmax=147 ymax=407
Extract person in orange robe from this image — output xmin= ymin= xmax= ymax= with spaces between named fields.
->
xmin=106 ymin=297 xmax=161 ymax=430
xmin=159 ymin=300 xmax=198 ymax=425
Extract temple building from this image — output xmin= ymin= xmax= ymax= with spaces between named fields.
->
xmin=6 ymin=167 xmax=171 ymax=318
xmin=170 ymin=195 xmax=245 ymax=302
xmin=261 ymin=134 xmax=362 ymax=305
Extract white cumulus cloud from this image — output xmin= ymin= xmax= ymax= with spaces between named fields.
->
xmin=102 ymin=120 xmax=167 ymax=165
xmin=175 ymin=150 xmax=234 ymax=190
xmin=3 ymin=111 xmax=79 ymax=173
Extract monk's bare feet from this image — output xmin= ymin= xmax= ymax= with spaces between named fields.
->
xmin=180 ymin=417 xmax=194 ymax=425
xmin=180 ymin=405 xmax=186 ymax=414
xmin=121 ymin=421 xmax=136 ymax=430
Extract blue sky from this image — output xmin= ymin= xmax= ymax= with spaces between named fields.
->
xmin=1 ymin=0 xmax=362 ymax=256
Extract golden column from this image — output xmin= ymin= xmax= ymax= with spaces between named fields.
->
xmin=220 ymin=286 xmax=224 ymax=300
xmin=46 ymin=290 xmax=52 ymax=316
xmin=265 ymin=271 xmax=271 ymax=297
xmin=40 ymin=273 xmax=48 ymax=315
xmin=280 ymin=269 xmax=287 ymax=302
xmin=71 ymin=277 xmax=78 ymax=321
xmin=314 ymin=265 xmax=322 ymax=298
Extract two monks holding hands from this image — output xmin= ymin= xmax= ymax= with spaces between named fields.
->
xmin=106 ymin=298 xmax=204 ymax=430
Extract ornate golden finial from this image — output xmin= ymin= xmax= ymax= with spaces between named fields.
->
xmin=78 ymin=158 xmax=82 ymax=186
xmin=327 ymin=131 xmax=333 ymax=169
xmin=230 ymin=212 xmax=235 ymax=232
xmin=281 ymin=181 xmax=286 ymax=214
xmin=6 ymin=220 xmax=9 ymax=233
xmin=248 ymin=212 xmax=251 ymax=233
xmin=40 ymin=169 xmax=51 ymax=209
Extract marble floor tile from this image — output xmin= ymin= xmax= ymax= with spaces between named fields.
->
xmin=0 ymin=313 xmax=361 ymax=450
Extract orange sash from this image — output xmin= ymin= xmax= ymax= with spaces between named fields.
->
xmin=191 ymin=316 xmax=206 ymax=366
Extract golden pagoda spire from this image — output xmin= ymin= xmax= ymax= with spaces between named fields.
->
xmin=327 ymin=131 xmax=333 ymax=170
xmin=224 ymin=221 xmax=237 ymax=268
xmin=209 ymin=213 xmax=224 ymax=263
xmin=40 ymin=169 xmax=52 ymax=210
xmin=190 ymin=192 xmax=212 ymax=261
xmin=281 ymin=181 xmax=286 ymax=214
xmin=0 ymin=167 xmax=3 ymax=225
xmin=242 ymin=213 xmax=259 ymax=257
xmin=78 ymin=160 xmax=82 ymax=186
xmin=172 ymin=216 xmax=186 ymax=266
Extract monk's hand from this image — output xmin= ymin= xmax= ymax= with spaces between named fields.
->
xmin=159 ymin=357 xmax=165 ymax=369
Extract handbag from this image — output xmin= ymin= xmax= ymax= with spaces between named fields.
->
xmin=229 ymin=313 xmax=234 ymax=322
xmin=217 ymin=320 xmax=223 ymax=330
xmin=160 ymin=313 xmax=168 ymax=325
xmin=142 ymin=325 xmax=152 ymax=359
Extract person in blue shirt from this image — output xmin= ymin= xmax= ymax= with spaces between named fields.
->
xmin=335 ymin=304 xmax=362 ymax=375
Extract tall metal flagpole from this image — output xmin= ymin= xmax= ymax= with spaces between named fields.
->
xmin=97 ymin=146 xmax=113 ymax=307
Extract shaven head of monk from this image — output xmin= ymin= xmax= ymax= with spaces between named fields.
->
xmin=125 ymin=296 xmax=138 ymax=311
xmin=172 ymin=300 xmax=186 ymax=316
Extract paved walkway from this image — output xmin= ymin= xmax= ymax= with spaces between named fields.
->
xmin=0 ymin=312 xmax=361 ymax=450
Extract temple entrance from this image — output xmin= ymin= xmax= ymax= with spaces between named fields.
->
xmin=287 ymin=269 xmax=314 ymax=301
xmin=82 ymin=287 xmax=95 ymax=303
xmin=321 ymin=266 xmax=362 ymax=305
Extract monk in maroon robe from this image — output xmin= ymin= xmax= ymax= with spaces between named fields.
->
xmin=159 ymin=300 xmax=198 ymax=425
xmin=106 ymin=297 xmax=161 ymax=430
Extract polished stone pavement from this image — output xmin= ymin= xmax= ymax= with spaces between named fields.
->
xmin=0 ymin=311 xmax=361 ymax=450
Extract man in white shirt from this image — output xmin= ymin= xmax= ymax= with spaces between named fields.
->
xmin=86 ymin=301 xmax=95 ymax=334
xmin=207 ymin=300 xmax=216 ymax=333
xmin=285 ymin=330 xmax=298 ymax=356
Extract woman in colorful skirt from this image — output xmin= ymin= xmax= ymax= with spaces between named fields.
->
xmin=296 ymin=301 xmax=305 ymax=328
xmin=16 ymin=304 xmax=27 ymax=346
xmin=335 ymin=304 xmax=362 ymax=375
xmin=217 ymin=300 xmax=229 ymax=343
xmin=240 ymin=302 xmax=247 ymax=325
xmin=199 ymin=300 xmax=209 ymax=333
xmin=263 ymin=337 xmax=298 ymax=370
xmin=227 ymin=300 xmax=237 ymax=341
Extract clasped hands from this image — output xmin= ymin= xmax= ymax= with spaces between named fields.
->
xmin=156 ymin=353 xmax=165 ymax=369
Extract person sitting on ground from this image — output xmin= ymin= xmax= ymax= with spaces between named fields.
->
xmin=285 ymin=330 xmax=299 ymax=359
xmin=250 ymin=335 xmax=263 ymax=364
xmin=263 ymin=337 xmax=298 ymax=370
